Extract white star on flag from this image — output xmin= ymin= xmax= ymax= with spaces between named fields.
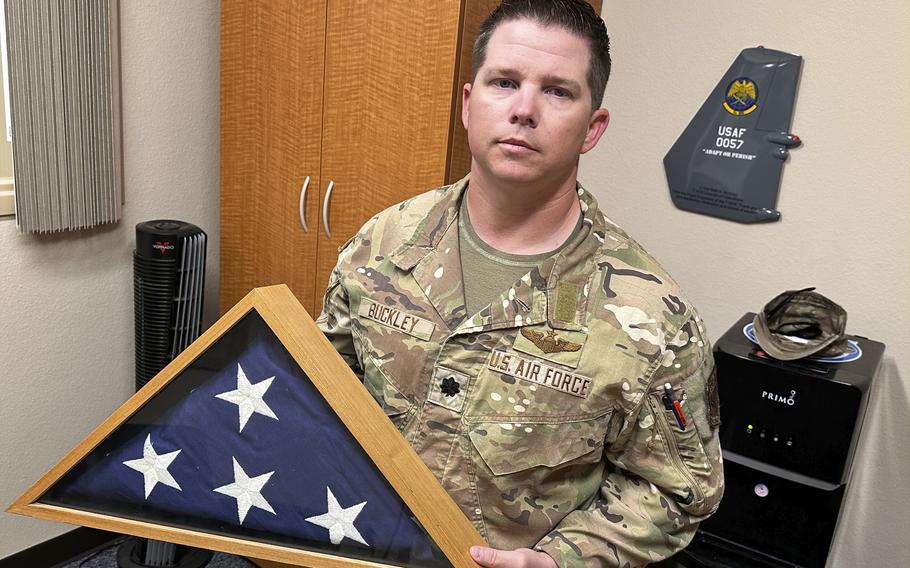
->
xmin=215 ymin=363 xmax=278 ymax=432
xmin=213 ymin=457 xmax=276 ymax=524
xmin=122 ymin=434 xmax=182 ymax=499
xmin=305 ymin=486 xmax=369 ymax=546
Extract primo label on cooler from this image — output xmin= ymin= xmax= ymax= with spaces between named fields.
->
xmin=715 ymin=126 xmax=747 ymax=149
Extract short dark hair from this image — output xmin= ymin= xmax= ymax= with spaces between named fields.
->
xmin=471 ymin=0 xmax=611 ymax=112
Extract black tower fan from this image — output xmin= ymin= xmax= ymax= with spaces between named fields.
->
xmin=134 ymin=220 xmax=207 ymax=390
xmin=128 ymin=220 xmax=212 ymax=568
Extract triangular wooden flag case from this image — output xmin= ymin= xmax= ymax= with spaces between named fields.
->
xmin=8 ymin=285 xmax=484 ymax=567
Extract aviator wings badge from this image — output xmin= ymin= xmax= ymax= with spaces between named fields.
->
xmin=520 ymin=328 xmax=583 ymax=354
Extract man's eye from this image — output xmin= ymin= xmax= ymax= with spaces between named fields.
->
xmin=548 ymin=87 xmax=571 ymax=98
xmin=493 ymin=79 xmax=515 ymax=89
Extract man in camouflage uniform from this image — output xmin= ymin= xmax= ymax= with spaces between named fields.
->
xmin=317 ymin=1 xmax=723 ymax=566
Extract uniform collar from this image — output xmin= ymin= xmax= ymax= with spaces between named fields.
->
xmin=390 ymin=175 xmax=604 ymax=333
xmin=543 ymin=184 xmax=604 ymax=332
xmin=389 ymin=176 xmax=467 ymax=272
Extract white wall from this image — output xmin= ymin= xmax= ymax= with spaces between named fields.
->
xmin=584 ymin=1 xmax=910 ymax=566
xmin=0 ymin=1 xmax=220 ymax=558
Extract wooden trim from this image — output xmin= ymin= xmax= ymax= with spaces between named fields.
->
xmin=446 ymin=0 xmax=501 ymax=184
xmin=444 ymin=0 xmax=469 ymax=182
xmin=251 ymin=560 xmax=293 ymax=568
xmin=0 ymin=527 xmax=119 ymax=568
xmin=7 ymin=285 xmax=485 ymax=568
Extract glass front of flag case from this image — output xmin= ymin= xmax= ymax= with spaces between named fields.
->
xmin=39 ymin=311 xmax=452 ymax=567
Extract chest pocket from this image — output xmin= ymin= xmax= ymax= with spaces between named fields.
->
xmin=465 ymin=414 xmax=610 ymax=549
xmin=469 ymin=414 xmax=608 ymax=473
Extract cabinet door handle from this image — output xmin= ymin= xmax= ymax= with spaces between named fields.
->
xmin=298 ymin=175 xmax=310 ymax=232
xmin=322 ymin=180 xmax=334 ymax=238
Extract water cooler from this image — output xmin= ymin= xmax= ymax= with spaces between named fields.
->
xmin=656 ymin=313 xmax=884 ymax=568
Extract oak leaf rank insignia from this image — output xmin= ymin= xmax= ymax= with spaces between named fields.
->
xmin=440 ymin=377 xmax=460 ymax=398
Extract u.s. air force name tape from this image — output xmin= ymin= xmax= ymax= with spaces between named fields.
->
xmin=358 ymin=298 xmax=436 ymax=341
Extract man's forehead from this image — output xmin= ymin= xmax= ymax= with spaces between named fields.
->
xmin=480 ymin=18 xmax=590 ymax=74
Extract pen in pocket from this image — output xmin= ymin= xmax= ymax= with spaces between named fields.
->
xmin=662 ymin=383 xmax=688 ymax=430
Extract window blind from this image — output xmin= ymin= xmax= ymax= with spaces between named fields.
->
xmin=4 ymin=0 xmax=121 ymax=233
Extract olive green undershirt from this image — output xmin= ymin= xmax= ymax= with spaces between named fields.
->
xmin=458 ymin=189 xmax=582 ymax=317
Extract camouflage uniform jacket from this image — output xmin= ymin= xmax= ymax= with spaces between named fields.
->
xmin=316 ymin=176 xmax=724 ymax=567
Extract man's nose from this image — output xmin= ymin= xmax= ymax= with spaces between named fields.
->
xmin=509 ymin=89 xmax=538 ymax=127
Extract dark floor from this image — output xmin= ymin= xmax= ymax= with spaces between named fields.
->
xmin=60 ymin=539 xmax=256 ymax=568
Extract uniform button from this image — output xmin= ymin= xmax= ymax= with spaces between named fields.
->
xmin=440 ymin=376 xmax=461 ymax=397
xmin=474 ymin=508 xmax=482 ymax=516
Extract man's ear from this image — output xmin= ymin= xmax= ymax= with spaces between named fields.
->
xmin=462 ymin=83 xmax=472 ymax=130
xmin=580 ymin=108 xmax=610 ymax=154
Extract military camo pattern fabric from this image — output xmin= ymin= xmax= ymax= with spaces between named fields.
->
xmin=316 ymin=176 xmax=723 ymax=567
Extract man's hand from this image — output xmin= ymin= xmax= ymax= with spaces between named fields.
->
xmin=469 ymin=546 xmax=558 ymax=568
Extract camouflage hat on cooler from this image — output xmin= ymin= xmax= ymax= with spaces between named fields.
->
xmin=753 ymin=287 xmax=850 ymax=361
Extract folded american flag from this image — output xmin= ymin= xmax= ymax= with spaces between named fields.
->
xmin=42 ymin=312 xmax=450 ymax=567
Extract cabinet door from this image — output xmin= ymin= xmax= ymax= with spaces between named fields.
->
xmin=220 ymin=0 xmax=327 ymax=314
xmin=313 ymin=0 xmax=463 ymax=308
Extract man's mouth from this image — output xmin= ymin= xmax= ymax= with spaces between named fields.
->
xmin=498 ymin=138 xmax=537 ymax=152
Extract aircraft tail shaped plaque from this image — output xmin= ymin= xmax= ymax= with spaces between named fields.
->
xmin=665 ymin=47 xmax=803 ymax=223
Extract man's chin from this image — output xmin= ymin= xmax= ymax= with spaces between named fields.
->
xmin=480 ymin=164 xmax=547 ymax=187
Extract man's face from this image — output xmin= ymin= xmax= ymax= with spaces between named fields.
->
xmin=462 ymin=19 xmax=609 ymax=190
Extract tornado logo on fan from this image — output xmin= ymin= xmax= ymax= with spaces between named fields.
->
xmin=723 ymin=77 xmax=758 ymax=115
xmin=153 ymin=241 xmax=175 ymax=254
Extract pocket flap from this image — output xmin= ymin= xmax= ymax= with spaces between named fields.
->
xmin=469 ymin=415 xmax=608 ymax=476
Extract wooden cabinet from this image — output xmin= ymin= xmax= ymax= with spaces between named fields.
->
xmin=221 ymin=1 xmax=328 ymax=315
xmin=220 ymin=0 xmax=600 ymax=316
xmin=314 ymin=2 xmax=468 ymax=310
xmin=220 ymin=0 xmax=486 ymax=316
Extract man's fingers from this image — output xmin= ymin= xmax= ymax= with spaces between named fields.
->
xmin=470 ymin=545 xmax=501 ymax=566
xmin=469 ymin=546 xmax=556 ymax=568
